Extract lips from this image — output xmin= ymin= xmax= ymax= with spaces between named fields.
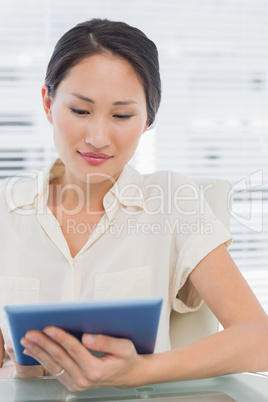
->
xmin=78 ymin=151 xmax=112 ymax=165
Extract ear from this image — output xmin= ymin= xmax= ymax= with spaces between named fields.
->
xmin=142 ymin=117 xmax=151 ymax=134
xmin=41 ymin=85 xmax=53 ymax=124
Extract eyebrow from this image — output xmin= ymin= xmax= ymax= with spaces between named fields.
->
xmin=71 ymin=92 xmax=137 ymax=106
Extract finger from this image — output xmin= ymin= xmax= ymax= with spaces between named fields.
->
xmin=5 ymin=338 xmax=45 ymax=378
xmin=22 ymin=346 xmax=73 ymax=387
xmin=27 ymin=328 xmax=100 ymax=391
xmin=26 ymin=327 xmax=98 ymax=383
xmin=21 ymin=335 xmax=59 ymax=369
xmin=22 ymin=346 xmax=61 ymax=377
xmin=42 ymin=327 xmax=98 ymax=368
xmin=23 ymin=331 xmax=79 ymax=377
xmin=82 ymin=334 xmax=136 ymax=357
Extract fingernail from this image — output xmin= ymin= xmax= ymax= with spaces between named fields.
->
xmin=43 ymin=327 xmax=56 ymax=338
xmin=20 ymin=338 xmax=26 ymax=346
xmin=25 ymin=333 xmax=38 ymax=342
xmin=21 ymin=339 xmax=32 ymax=348
xmin=83 ymin=334 xmax=95 ymax=345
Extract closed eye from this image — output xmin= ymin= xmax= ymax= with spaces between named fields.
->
xmin=70 ymin=108 xmax=90 ymax=115
xmin=113 ymin=114 xmax=133 ymax=120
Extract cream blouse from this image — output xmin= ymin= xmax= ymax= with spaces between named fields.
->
xmin=0 ymin=159 xmax=232 ymax=365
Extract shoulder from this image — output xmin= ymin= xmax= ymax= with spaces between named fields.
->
xmin=140 ymin=169 xmax=200 ymax=198
xmin=0 ymin=173 xmax=39 ymax=213
xmin=127 ymin=167 xmax=204 ymax=218
xmin=120 ymin=162 xmax=194 ymax=186
xmin=1 ymin=160 xmax=58 ymax=212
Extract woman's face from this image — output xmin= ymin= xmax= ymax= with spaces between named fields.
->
xmin=42 ymin=54 xmax=149 ymax=187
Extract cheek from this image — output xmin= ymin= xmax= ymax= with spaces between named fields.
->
xmin=116 ymin=123 xmax=144 ymax=149
xmin=52 ymin=112 xmax=77 ymax=144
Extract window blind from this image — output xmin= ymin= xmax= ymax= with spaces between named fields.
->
xmin=1 ymin=0 xmax=268 ymax=313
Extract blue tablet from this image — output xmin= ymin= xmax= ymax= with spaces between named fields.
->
xmin=4 ymin=297 xmax=163 ymax=366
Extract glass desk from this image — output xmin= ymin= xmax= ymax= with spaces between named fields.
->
xmin=0 ymin=372 xmax=267 ymax=402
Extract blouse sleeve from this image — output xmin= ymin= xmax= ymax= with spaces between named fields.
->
xmin=169 ymin=173 xmax=233 ymax=313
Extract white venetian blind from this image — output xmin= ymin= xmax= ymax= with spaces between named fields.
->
xmin=0 ymin=0 xmax=268 ymax=312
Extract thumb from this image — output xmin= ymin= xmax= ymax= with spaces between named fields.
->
xmin=82 ymin=334 xmax=135 ymax=357
xmin=5 ymin=339 xmax=17 ymax=362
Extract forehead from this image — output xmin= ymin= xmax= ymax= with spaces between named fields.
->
xmin=56 ymin=54 xmax=146 ymax=103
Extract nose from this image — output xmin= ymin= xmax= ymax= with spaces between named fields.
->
xmin=84 ymin=115 xmax=111 ymax=149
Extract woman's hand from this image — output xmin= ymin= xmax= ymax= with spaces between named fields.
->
xmin=21 ymin=327 xmax=147 ymax=392
xmin=5 ymin=339 xmax=47 ymax=379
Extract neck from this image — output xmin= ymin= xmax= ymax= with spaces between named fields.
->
xmin=48 ymin=170 xmax=121 ymax=216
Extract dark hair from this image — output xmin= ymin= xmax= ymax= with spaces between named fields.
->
xmin=45 ymin=18 xmax=161 ymax=127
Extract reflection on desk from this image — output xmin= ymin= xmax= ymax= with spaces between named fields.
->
xmin=135 ymin=389 xmax=235 ymax=401
xmin=0 ymin=372 xmax=267 ymax=402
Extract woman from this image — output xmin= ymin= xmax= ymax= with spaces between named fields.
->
xmin=0 ymin=18 xmax=268 ymax=391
